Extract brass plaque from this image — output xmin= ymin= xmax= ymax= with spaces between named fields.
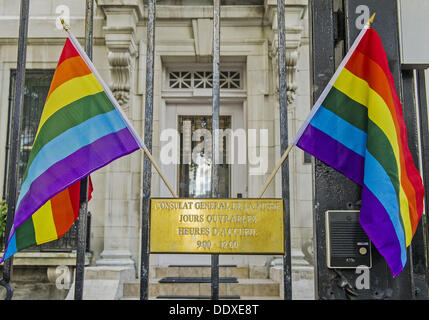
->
xmin=150 ymin=198 xmax=284 ymax=254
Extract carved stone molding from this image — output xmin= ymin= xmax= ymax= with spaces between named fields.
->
xmin=265 ymin=1 xmax=306 ymax=104
xmin=96 ymin=1 xmax=142 ymax=109
xmin=270 ymin=38 xmax=300 ymax=104
xmin=285 ymin=49 xmax=299 ymax=104
xmin=108 ymin=50 xmax=133 ymax=107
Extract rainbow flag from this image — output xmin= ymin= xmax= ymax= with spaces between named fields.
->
xmin=2 ymin=179 xmax=93 ymax=260
xmin=294 ymin=26 xmax=424 ymax=276
xmin=1 ymin=33 xmax=142 ymax=263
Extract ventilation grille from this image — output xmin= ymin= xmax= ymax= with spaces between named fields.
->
xmin=168 ymin=71 xmax=241 ymax=89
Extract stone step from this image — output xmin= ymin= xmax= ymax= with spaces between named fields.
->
xmin=153 ymin=265 xmax=268 ymax=279
xmin=123 ymin=278 xmax=280 ymax=298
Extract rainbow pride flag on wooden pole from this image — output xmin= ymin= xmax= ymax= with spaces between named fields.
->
xmin=293 ymin=17 xmax=425 ymax=276
xmin=0 ymin=29 xmax=145 ymax=263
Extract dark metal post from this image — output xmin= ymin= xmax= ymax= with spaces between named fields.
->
xmin=74 ymin=0 xmax=93 ymax=300
xmin=211 ymin=0 xmax=220 ymax=301
xmin=2 ymin=0 xmax=30 ymax=298
xmin=401 ymin=69 xmax=429 ymax=299
xmin=140 ymin=0 xmax=156 ymax=300
xmin=276 ymin=0 xmax=292 ymax=300
xmin=414 ymin=69 xmax=429 ymax=298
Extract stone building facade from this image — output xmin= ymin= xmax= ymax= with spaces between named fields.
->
xmin=0 ymin=0 xmax=319 ymax=299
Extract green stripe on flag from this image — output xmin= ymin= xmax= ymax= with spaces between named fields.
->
xmin=23 ymin=91 xmax=115 ymax=181
xmin=323 ymin=86 xmax=368 ymax=133
xmin=323 ymin=86 xmax=400 ymax=200
xmin=15 ymin=218 xmax=36 ymax=251
xmin=367 ymin=120 xmax=400 ymax=200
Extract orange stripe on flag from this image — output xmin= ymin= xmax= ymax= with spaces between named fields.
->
xmin=345 ymin=51 xmax=419 ymax=233
xmin=50 ymin=184 xmax=79 ymax=238
xmin=47 ymin=56 xmax=92 ymax=100
xmin=356 ymin=28 xmax=425 ymax=219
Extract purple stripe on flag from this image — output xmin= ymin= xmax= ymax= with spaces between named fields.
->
xmin=296 ymin=124 xmax=365 ymax=185
xmin=11 ymin=128 xmax=139 ymax=234
xmin=360 ymin=186 xmax=405 ymax=277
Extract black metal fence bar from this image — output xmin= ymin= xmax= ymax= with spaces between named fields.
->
xmin=276 ymin=0 xmax=292 ymax=300
xmin=2 ymin=0 xmax=30 ymax=296
xmin=74 ymin=0 xmax=94 ymax=301
xmin=211 ymin=0 xmax=221 ymax=301
xmin=140 ymin=0 xmax=156 ymax=301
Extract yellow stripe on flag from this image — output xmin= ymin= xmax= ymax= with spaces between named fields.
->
xmin=36 ymin=73 xmax=103 ymax=136
xmin=333 ymin=68 xmax=413 ymax=243
xmin=32 ymin=200 xmax=58 ymax=244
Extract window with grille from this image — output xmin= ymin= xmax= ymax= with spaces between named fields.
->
xmin=168 ymin=71 xmax=241 ymax=89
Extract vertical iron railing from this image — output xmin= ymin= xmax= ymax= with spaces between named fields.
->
xmin=416 ymin=69 xmax=429 ymax=293
xmin=140 ymin=0 xmax=156 ymax=301
xmin=211 ymin=0 xmax=221 ymax=301
xmin=74 ymin=0 xmax=94 ymax=300
xmin=1 ymin=0 xmax=30 ymax=300
xmin=276 ymin=0 xmax=292 ymax=300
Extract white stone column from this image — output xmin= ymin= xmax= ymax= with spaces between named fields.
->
xmin=265 ymin=1 xmax=311 ymax=252
xmin=95 ymin=0 xmax=143 ymax=269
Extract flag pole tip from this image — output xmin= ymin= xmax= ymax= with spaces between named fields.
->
xmin=367 ymin=13 xmax=376 ymax=26
xmin=59 ymin=18 xmax=70 ymax=32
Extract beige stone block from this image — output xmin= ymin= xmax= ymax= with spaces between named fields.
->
xmin=106 ymin=200 xmax=131 ymax=225
xmin=294 ymin=201 xmax=313 ymax=229
xmin=179 ymin=267 xmax=202 ymax=277
xmin=222 ymin=26 xmax=265 ymax=41
xmin=229 ymin=267 xmax=249 ymax=279
xmin=201 ymin=267 xmax=211 ymax=277
xmin=219 ymin=283 xmax=228 ymax=296
xmin=253 ymin=282 xmax=279 ymax=297
xmin=130 ymin=150 xmax=142 ymax=173
xmin=199 ymin=283 xmax=211 ymax=296
xmin=247 ymin=95 xmax=265 ymax=122
xmin=229 ymin=282 xmax=253 ymax=296
xmin=166 ymin=267 xmax=179 ymax=277
xmin=149 ymin=283 xmax=160 ymax=297
xmin=123 ymin=282 xmax=139 ymax=297
xmin=269 ymin=266 xmax=283 ymax=283
xmin=155 ymin=267 xmax=168 ymax=279
xmin=297 ymin=44 xmax=310 ymax=71
xmin=158 ymin=283 xmax=174 ymax=296
xmin=296 ymin=173 xmax=313 ymax=201
xmin=247 ymin=70 xmax=268 ymax=95
xmin=249 ymin=266 xmax=268 ymax=279
xmin=106 ymin=175 xmax=132 ymax=201
xmin=247 ymin=55 xmax=268 ymax=72
xmin=0 ymin=2 xmax=19 ymax=15
xmin=174 ymin=283 xmax=200 ymax=296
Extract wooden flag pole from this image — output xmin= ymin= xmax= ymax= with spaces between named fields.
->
xmin=257 ymin=144 xmax=294 ymax=198
xmin=142 ymin=145 xmax=178 ymax=198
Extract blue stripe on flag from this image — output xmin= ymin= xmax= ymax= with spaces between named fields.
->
xmin=310 ymin=106 xmax=367 ymax=157
xmin=364 ymin=151 xmax=407 ymax=265
xmin=18 ymin=110 xmax=127 ymax=204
